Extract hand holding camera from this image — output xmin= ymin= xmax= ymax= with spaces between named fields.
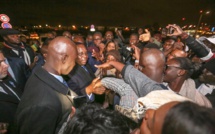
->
xmin=166 ymin=24 xmax=184 ymax=36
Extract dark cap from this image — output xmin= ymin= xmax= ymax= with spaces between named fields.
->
xmin=0 ymin=28 xmax=20 ymax=36
xmin=204 ymin=58 xmax=215 ymax=75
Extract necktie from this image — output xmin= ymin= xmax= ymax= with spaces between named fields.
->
xmin=62 ymin=80 xmax=68 ymax=87
xmin=82 ymin=66 xmax=89 ymax=73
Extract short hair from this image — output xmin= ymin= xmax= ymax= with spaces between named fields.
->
xmin=162 ymin=101 xmax=215 ymax=134
xmin=130 ymin=33 xmax=139 ymax=38
xmin=144 ymin=43 xmax=160 ymax=49
xmin=93 ymin=32 xmax=102 ymax=37
xmin=64 ymin=103 xmax=132 ymax=134
xmin=173 ymin=57 xmax=194 ymax=78
xmin=105 ymin=50 xmax=122 ymax=62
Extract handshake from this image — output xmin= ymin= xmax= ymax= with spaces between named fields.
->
xmin=86 ymin=77 xmax=106 ymax=95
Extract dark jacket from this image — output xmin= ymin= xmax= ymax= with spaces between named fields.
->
xmin=2 ymin=42 xmax=35 ymax=65
xmin=15 ymin=67 xmax=76 ymax=134
xmin=0 ymin=79 xmax=21 ymax=134
xmin=7 ymin=57 xmax=31 ymax=92
xmin=67 ymin=64 xmax=95 ymax=96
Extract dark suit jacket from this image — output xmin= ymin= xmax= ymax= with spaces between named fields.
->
xmin=16 ymin=67 xmax=76 ymax=134
xmin=67 ymin=64 xmax=95 ymax=96
xmin=2 ymin=42 xmax=35 ymax=64
xmin=0 ymin=79 xmax=21 ymax=134
xmin=7 ymin=57 xmax=31 ymax=92
xmin=0 ymin=92 xmax=19 ymax=134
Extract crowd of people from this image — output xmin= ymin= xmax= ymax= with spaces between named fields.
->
xmin=0 ymin=24 xmax=215 ymax=134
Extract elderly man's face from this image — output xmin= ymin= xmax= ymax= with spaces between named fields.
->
xmin=76 ymin=45 xmax=88 ymax=66
xmin=4 ymin=34 xmax=21 ymax=45
xmin=0 ymin=53 xmax=9 ymax=79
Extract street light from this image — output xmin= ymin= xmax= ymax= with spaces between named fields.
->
xmin=195 ymin=10 xmax=210 ymax=37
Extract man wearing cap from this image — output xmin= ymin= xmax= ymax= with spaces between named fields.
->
xmin=0 ymin=28 xmax=35 ymax=66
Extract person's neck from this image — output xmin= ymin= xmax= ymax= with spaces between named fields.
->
xmin=168 ymin=78 xmax=185 ymax=93
xmin=43 ymin=64 xmax=60 ymax=75
xmin=5 ymin=41 xmax=21 ymax=46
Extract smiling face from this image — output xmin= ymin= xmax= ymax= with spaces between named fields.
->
xmin=163 ymin=39 xmax=175 ymax=51
xmin=76 ymin=44 xmax=88 ymax=66
xmin=129 ymin=34 xmax=139 ymax=46
xmin=105 ymin=31 xmax=113 ymax=41
xmin=93 ymin=34 xmax=102 ymax=47
xmin=3 ymin=34 xmax=21 ymax=45
xmin=106 ymin=42 xmax=116 ymax=52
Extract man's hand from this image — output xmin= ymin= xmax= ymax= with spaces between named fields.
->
xmin=139 ymin=29 xmax=151 ymax=42
xmin=0 ymin=123 xmax=8 ymax=134
xmin=95 ymin=62 xmax=113 ymax=70
xmin=86 ymin=78 xmax=105 ymax=95
xmin=166 ymin=24 xmax=184 ymax=36
xmin=131 ymin=45 xmax=140 ymax=60
xmin=69 ymin=106 xmax=76 ymax=118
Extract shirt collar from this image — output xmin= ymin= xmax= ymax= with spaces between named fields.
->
xmin=49 ymin=72 xmax=64 ymax=83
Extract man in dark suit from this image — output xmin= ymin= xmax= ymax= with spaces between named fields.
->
xmin=67 ymin=44 xmax=105 ymax=102
xmin=6 ymin=57 xmax=31 ymax=92
xmin=0 ymin=28 xmax=35 ymax=67
xmin=15 ymin=37 xmax=79 ymax=134
xmin=0 ymin=50 xmax=22 ymax=134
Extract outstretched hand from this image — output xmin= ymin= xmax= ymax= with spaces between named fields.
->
xmin=95 ymin=62 xmax=113 ymax=70
xmin=86 ymin=77 xmax=106 ymax=95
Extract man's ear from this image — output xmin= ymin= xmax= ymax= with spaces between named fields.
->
xmin=43 ymin=53 xmax=47 ymax=58
xmin=178 ymin=69 xmax=186 ymax=76
xmin=3 ymin=36 xmax=7 ymax=41
xmin=61 ymin=54 xmax=67 ymax=64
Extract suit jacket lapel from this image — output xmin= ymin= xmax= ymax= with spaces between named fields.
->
xmin=0 ymin=92 xmax=19 ymax=104
xmin=34 ymin=66 xmax=77 ymax=96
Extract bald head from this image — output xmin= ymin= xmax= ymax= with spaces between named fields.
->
xmin=62 ymin=31 xmax=72 ymax=39
xmin=140 ymin=48 xmax=166 ymax=83
xmin=152 ymin=101 xmax=179 ymax=134
xmin=167 ymin=49 xmax=187 ymax=61
xmin=44 ymin=36 xmax=77 ymax=75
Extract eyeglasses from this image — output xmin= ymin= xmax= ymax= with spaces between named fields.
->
xmin=93 ymin=38 xmax=102 ymax=41
xmin=165 ymin=65 xmax=182 ymax=70
xmin=105 ymin=34 xmax=113 ymax=37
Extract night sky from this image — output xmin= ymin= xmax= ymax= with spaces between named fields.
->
xmin=1 ymin=0 xmax=215 ymax=27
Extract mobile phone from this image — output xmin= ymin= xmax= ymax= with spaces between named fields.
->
xmin=168 ymin=26 xmax=174 ymax=34
xmin=161 ymin=28 xmax=168 ymax=36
